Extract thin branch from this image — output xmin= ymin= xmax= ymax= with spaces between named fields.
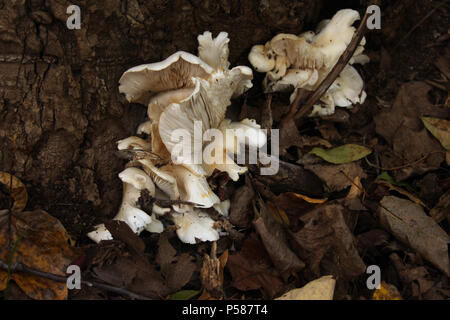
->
xmin=364 ymin=151 xmax=445 ymax=171
xmin=292 ymin=10 xmax=370 ymax=120
xmin=0 ymin=260 xmax=153 ymax=300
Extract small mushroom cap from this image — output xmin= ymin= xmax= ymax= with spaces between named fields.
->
xmin=119 ymin=51 xmax=214 ymax=105
xmin=115 ymin=203 xmax=152 ymax=234
xmin=119 ymin=167 xmax=155 ymax=197
xmin=117 ymin=136 xmax=151 ymax=151
xmin=248 ymin=45 xmax=275 ymax=73
xmin=171 ymin=165 xmax=220 ymax=208
xmin=173 ymin=210 xmax=220 ymax=244
xmin=87 ymin=224 xmax=113 ymax=243
xmin=310 ymin=65 xmax=366 ymax=116
xmin=136 ymin=121 xmax=152 ymax=135
xmin=198 ymin=31 xmax=230 ymax=70
xmin=145 ymin=213 xmax=164 ymax=233
xmin=214 ymin=199 xmax=230 ymax=217
xmin=138 ymin=158 xmax=180 ymax=200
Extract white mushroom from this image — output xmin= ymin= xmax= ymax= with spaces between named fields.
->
xmin=90 ymin=31 xmax=266 ymax=244
xmin=198 ymin=31 xmax=230 ymax=70
xmin=117 ymin=136 xmax=151 ymax=151
xmin=87 ymin=167 xmax=155 ymax=243
xmin=248 ymin=9 xmax=369 ymax=116
xmin=119 ymin=51 xmax=214 ymax=105
xmin=172 ymin=210 xmax=220 ymax=244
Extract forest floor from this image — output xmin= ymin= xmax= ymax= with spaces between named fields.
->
xmin=0 ymin=0 xmax=449 ymax=300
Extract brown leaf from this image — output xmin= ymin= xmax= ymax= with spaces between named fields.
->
xmin=253 ymin=216 xmax=305 ymax=281
xmin=253 ymin=159 xmax=323 ymax=196
xmin=271 ymin=193 xmax=327 ymax=231
xmin=374 ymin=82 xmax=446 ymax=180
xmin=305 ymin=162 xmax=367 ymax=192
xmin=229 ymin=184 xmax=255 ymax=228
xmin=289 ymin=204 xmax=366 ymax=280
xmin=0 ymin=172 xmax=28 ymax=213
xmin=166 ymin=253 xmax=196 ymax=292
xmin=279 ymin=117 xmax=302 ymax=156
xmin=104 ymin=220 xmax=145 ymax=254
xmin=378 ymin=196 xmax=450 ymax=276
xmin=0 ymin=210 xmax=76 ymax=300
xmin=430 ymin=190 xmax=450 ymax=223
xmin=156 ymin=231 xmax=196 ymax=292
xmin=227 ymin=233 xmax=284 ymax=298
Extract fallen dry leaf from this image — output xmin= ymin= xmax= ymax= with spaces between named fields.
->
xmin=0 ymin=210 xmax=76 ymax=300
xmin=378 ymin=196 xmax=450 ymax=276
xmin=271 ymin=192 xmax=327 ymax=231
xmin=0 ymin=172 xmax=28 ymax=213
xmin=229 ymin=183 xmax=255 ymax=228
xmin=430 ymin=190 xmax=450 ymax=223
xmin=346 ymin=176 xmax=363 ymax=199
xmin=375 ymin=179 xmax=428 ymax=209
xmin=252 ymin=159 xmax=324 ymax=196
xmin=422 ymin=117 xmax=450 ymax=151
xmin=227 ymin=233 xmax=285 ymax=298
xmin=372 ymin=281 xmax=402 ymax=300
xmin=305 ymin=162 xmax=367 ymax=192
xmin=289 ymin=204 xmax=366 ymax=280
xmin=374 ymin=82 xmax=446 ymax=180
xmin=275 ymin=275 xmax=335 ymax=300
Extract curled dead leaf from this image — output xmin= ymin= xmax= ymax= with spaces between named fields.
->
xmin=0 ymin=210 xmax=76 ymax=300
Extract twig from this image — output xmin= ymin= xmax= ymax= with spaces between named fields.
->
xmin=292 ymin=10 xmax=370 ymax=120
xmin=364 ymin=151 xmax=445 ymax=171
xmin=394 ymin=0 xmax=449 ymax=51
xmin=0 ymin=260 xmax=153 ymax=300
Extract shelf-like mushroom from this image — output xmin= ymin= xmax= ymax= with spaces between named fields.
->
xmin=90 ymin=31 xmax=267 ymax=244
xmin=248 ymin=9 xmax=369 ymax=116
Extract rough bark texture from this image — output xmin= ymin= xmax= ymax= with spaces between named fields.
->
xmin=0 ymin=0 xmax=321 ymax=234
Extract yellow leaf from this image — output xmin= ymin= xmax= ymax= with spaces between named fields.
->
xmin=372 ymin=281 xmax=402 ymax=300
xmin=0 ymin=172 xmax=28 ymax=213
xmin=346 ymin=176 xmax=363 ymax=199
xmin=0 ymin=210 xmax=76 ymax=300
xmin=285 ymin=192 xmax=328 ymax=204
xmin=267 ymin=202 xmax=290 ymax=227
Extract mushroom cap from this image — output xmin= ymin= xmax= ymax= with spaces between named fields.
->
xmin=171 ymin=164 xmax=220 ymax=208
xmin=138 ymin=158 xmax=180 ymax=200
xmin=172 ymin=210 xmax=220 ymax=244
xmin=198 ymin=31 xmax=230 ymax=70
xmin=310 ymin=65 xmax=366 ymax=116
xmin=119 ymin=167 xmax=155 ymax=197
xmin=145 ymin=213 xmax=164 ymax=233
xmin=115 ymin=203 xmax=152 ymax=234
xmin=136 ymin=121 xmax=153 ymax=135
xmin=119 ymin=51 xmax=214 ymax=105
xmin=248 ymin=45 xmax=275 ymax=73
xmin=147 ymin=88 xmax=194 ymax=122
xmin=158 ymin=68 xmax=253 ymax=171
xmin=117 ymin=136 xmax=152 ymax=151
xmin=87 ymin=224 xmax=113 ymax=243
xmin=214 ymin=199 xmax=230 ymax=217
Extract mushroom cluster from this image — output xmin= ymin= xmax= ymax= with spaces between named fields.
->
xmin=248 ymin=9 xmax=369 ymax=116
xmin=88 ymin=32 xmax=266 ymax=244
